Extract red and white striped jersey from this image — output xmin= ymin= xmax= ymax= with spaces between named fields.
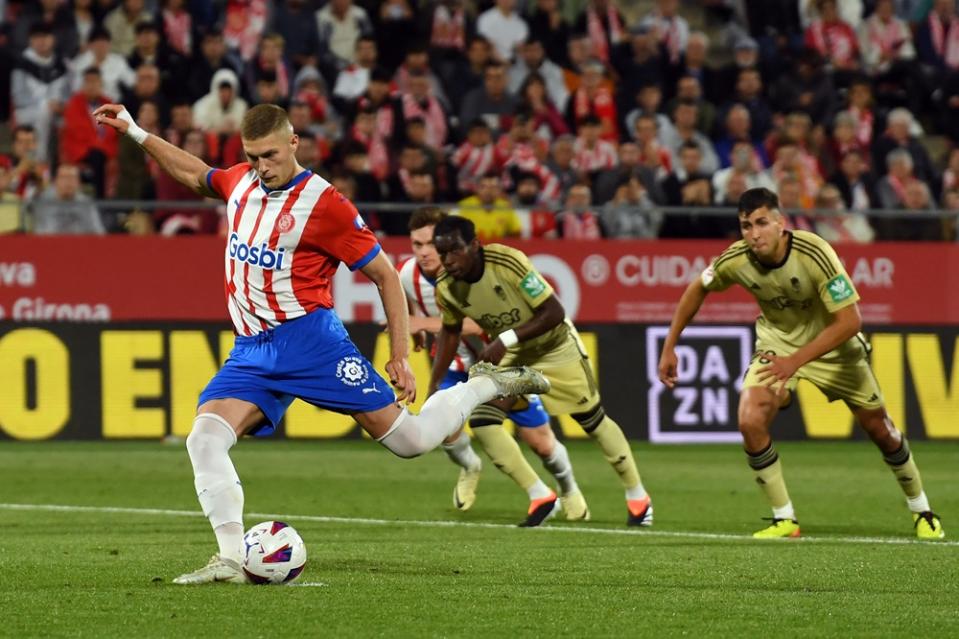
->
xmin=450 ymin=142 xmax=499 ymax=193
xmin=208 ymin=163 xmax=381 ymax=336
xmin=572 ymin=138 xmax=619 ymax=173
xmin=398 ymin=258 xmax=479 ymax=372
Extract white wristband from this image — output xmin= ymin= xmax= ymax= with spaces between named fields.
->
xmin=117 ymin=108 xmax=148 ymax=145
xmin=498 ymin=329 xmax=519 ymax=348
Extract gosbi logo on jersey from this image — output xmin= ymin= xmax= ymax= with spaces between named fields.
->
xmin=228 ymin=232 xmax=287 ymax=269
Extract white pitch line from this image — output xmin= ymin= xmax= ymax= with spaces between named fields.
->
xmin=1 ymin=502 xmax=955 ymax=548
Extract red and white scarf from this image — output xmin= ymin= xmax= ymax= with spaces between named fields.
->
xmin=558 ymin=210 xmax=602 ymax=239
xmin=163 ymin=8 xmax=192 ymax=56
xmin=223 ymin=0 xmax=267 ymax=62
xmin=586 ymin=3 xmax=624 ymax=64
xmin=865 ymin=15 xmax=906 ymax=58
xmin=886 ymin=173 xmax=911 ymax=204
xmin=848 ymin=106 xmax=874 ymax=148
xmin=452 ymin=142 xmax=497 ymax=193
xmin=929 ymin=13 xmax=959 ymax=69
xmin=351 ymin=128 xmax=390 ymax=180
xmin=807 ymin=19 xmax=856 ymax=66
xmin=401 ymin=93 xmax=448 ymax=148
xmin=503 ymin=144 xmax=561 ymax=204
xmin=259 ymin=56 xmax=290 ymax=97
xmin=431 ymin=5 xmax=465 ymax=51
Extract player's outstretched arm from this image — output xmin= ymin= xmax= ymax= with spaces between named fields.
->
xmin=409 ymin=315 xmax=484 ymax=337
xmin=362 ymin=251 xmax=417 ymax=401
xmin=658 ymin=278 xmax=710 ymax=388
xmin=93 ymin=104 xmax=217 ymax=198
xmin=429 ymin=323 xmax=462 ymax=396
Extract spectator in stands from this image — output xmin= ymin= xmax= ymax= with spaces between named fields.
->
xmin=161 ymin=0 xmax=194 ymax=59
xmin=254 ymin=71 xmax=289 ymax=111
xmin=245 ymin=33 xmax=292 ymax=105
xmin=70 ymin=27 xmax=135 ymax=102
xmin=192 ymin=68 xmax=247 ymax=135
xmin=333 ymin=36 xmax=378 ymax=106
xmin=442 ymin=36 xmax=491 ymax=115
xmin=451 ymin=119 xmax=498 ymax=196
xmin=713 ymin=37 xmax=760 ymax=106
xmin=420 ymin=0 xmax=474 ymax=72
xmin=528 ymin=0 xmax=570 ymax=68
xmin=353 ymin=67 xmax=397 ymax=143
xmin=388 ymin=142 xmax=431 ymax=199
xmin=115 ymin=99 xmax=161 ymax=201
xmin=832 ymin=149 xmax=879 ymax=212
xmin=403 ymin=118 xmax=443 ymax=179
xmin=859 ymin=0 xmax=915 ymax=80
xmin=375 ymin=0 xmax=416 ymax=72
xmin=661 ymin=141 xmax=739 ymax=239
xmin=590 ymin=141 xmax=662 ymax=205
xmin=770 ymin=141 xmax=823 ymax=209
xmin=664 ymin=75 xmax=716 ymax=140
xmin=60 ymin=67 xmax=117 ymax=198
xmin=573 ymin=115 xmax=618 ymax=181
xmin=72 ymin=0 xmax=98 ymax=56
xmin=546 ymin=134 xmax=578 ymax=197
xmin=845 ymin=77 xmax=876 ymax=148
xmin=103 ymin=0 xmax=151 ymax=57
xmin=123 ymin=63 xmax=169 ymax=127
xmin=714 ymin=104 xmax=768 ymax=168
xmin=165 ymin=101 xmax=197 ymax=148
xmin=0 ymin=25 xmax=14 ymax=124
xmin=518 ymin=73 xmax=570 ymax=141
xmin=455 ymin=172 xmax=521 ymax=240
xmin=873 ymin=107 xmax=935 ymax=183
xmin=498 ymin=112 xmax=562 ymax=206
xmin=393 ymin=44 xmax=451 ymax=113
xmin=222 ymin=0 xmax=269 ymax=64
xmin=339 ymin=140 xmax=384 ymax=205
xmin=348 ymin=105 xmax=390 ymax=180
xmin=13 ymin=0 xmax=80 ymax=59
xmin=804 ymin=0 xmax=861 ymax=81
xmin=568 ymin=59 xmax=618 ymax=141
xmin=603 ymin=174 xmax=661 ymax=238
xmin=477 ymin=0 xmax=528 ymax=64
xmin=633 ymin=113 xmax=673 ymax=178
xmin=32 ymin=163 xmax=104 ymax=235
xmin=811 ymin=183 xmax=875 ymax=243
xmin=877 ymin=178 xmax=942 ymax=241
xmin=153 ymin=128 xmax=222 ymax=235
xmin=129 ymin=21 xmax=184 ymax=100
xmin=729 ymin=67 xmax=774 ymax=140
xmin=460 ymin=61 xmax=516 ymax=137
xmin=0 ymin=125 xmax=49 ymax=201
xmin=777 ymin=174 xmax=816 ymax=230
xmin=878 ymin=148 xmax=922 ymax=209
xmin=712 ymin=140 xmax=776 ymax=204
xmin=560 ymin=33 xmax=592 ymax=95
xmin=640 ymin=0 xmax=689 ymax=68
xmin=186 ymin=29 xmax=241 ymax=104
xmin=295 ymin=130 xmax=322 ymax=174
xmin=942 ymin=148 xmax=959 ymax=193
xmin=510 ymin=37 xmax=568 ymax=113
xmin=12 ymin=22 xmax=70 ymax=165
xmin=624 ymin=83 xmax=676 ymax=148
xmin=915 ymin=0 xmax=959 ymax=75
xmin=316 ymin=0 xmax=373 ymax=82
xmin=555 ymin=183 xmax=606 ymax=239
xmin=661 ymin=99 xmax=720 ymax=174
xmin=270 ymin=0 xmax=320 ymax=71
xmin=398 ymin=70 xmax=449 ymax=151
xmin=822 ymin=110 xmax=866 ymax=177
xmin=615 ymin=25 xmax=664 ymax=117
xmin=771 ymin=47 xmax=835 ymax=124
xmin=292 ymin=66 xmax=338 ymax=142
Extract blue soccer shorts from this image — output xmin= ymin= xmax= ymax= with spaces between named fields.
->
xmin=199 ymin=308 xmax=395 ymax=436
xmin=440 ymin=370 xmax=549 ymax=428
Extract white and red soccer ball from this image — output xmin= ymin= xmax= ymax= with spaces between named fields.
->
xmin=242 ymin=521 xmax=307 ymax=585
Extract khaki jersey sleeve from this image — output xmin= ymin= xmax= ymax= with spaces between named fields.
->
xmin=701 ymin=242 xmax=746 ymax=292
xmin=509 ymin=249 xmax=555 ymax=309
xmin=811 ymin=237 xmax=860 ymax=312
xmin=436 ymin=281 xmax=464 ymax=327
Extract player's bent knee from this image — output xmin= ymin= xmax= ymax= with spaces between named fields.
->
xmin=186 ymin=413 xmax=237 ymax=458
xmin=570 ymin=404 xmax=605 ymax=433
xmin=376 ymin=410 xmax=429 ymax=459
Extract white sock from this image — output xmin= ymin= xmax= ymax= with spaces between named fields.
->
xmin=907 ymin=491 xmax=931 ymax=513
xmin=186 ymin=413 xmax=245 ymax=564
xmin=442 ymin=431 xmax=482 ymax=471
xmin=528 ymin=479 xmax=553 ymax=501
xmin=542 ymin=441 xmax=578 ymax=495
xmin=772 ymin=501 xmax=796 ymax=521
xmin=625 ymin=483 xmax=648 ymax=501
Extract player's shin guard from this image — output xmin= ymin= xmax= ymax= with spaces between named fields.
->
xmin=573 ymin=406 xmax=644 ymax=495
xmin=883 ymin=438 xmax=931 ymax=512
xmin=747 ymin=444 xmax=795 ymax=520
xmin=186 ymin=413 xmax=245 ymax=564
xmin=380 ymin=378 xmax=500 ymax=458
xmin=471 ymin=405 xmax=549 ymax=499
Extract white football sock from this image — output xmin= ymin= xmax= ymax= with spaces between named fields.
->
xmin=379 ymin=379 xmax=498 ymax=458
xmin=772 ymin=501 xmax=796 ymax=521
xmin=186 ymin=413 xmax=245 ymax=564
xmin=527 ymin=479 xmax=553 ymax=501
xmin=907 ymin=491 xmax=931 ymax=513
xmin=442 ymin=431 xmax=482 ymax=471
xmin=542 ymin=441 xmax=578 ymax=495
xmin=625 ymin=483 xmax=648 ymax=501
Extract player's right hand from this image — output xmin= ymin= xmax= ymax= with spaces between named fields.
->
xmin=658 ymin=348 xmax=678 ymax=389
xmin=92 ymin=104 xmax=131 ymax=134
xmin=385 ymin=356 xmax=417 ymax=403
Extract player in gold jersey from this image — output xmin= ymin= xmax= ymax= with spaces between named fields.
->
xmin=431 ymin=215 xmax=654 ymax=526
xmin=658 ymin=187 xmax=944 ymax=540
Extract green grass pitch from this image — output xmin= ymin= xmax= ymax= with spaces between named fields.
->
xmin=1 ymin=439 xmax=956 ymax=638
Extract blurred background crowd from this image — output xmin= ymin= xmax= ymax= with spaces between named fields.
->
xmin=1 ymin=0 xmax=958 ymax=241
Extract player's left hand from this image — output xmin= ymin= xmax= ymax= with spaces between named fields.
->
xmin=385 ymin=357 xmax=417 ymax=403
xmin=478 ymin=339 xmax=506 ymax=365
xmin=755 ymin=354 xmax=799 ymax=392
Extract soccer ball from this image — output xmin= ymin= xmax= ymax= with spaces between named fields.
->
xmin=242 ymin=521 xmax=307 ymax=585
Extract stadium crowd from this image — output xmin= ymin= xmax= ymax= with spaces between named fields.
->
xmin=1 ymin=0 xmax=957 ymax=240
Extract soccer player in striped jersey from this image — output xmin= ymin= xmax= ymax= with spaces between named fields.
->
xmin=658 ymin=187 xmax=944 ymax=540
xmin=431 ymin=216 xmax=654 ymax=527
xmin=400 ymin=207 xmax=589 ymax=523
xmin=94 ymin=102 xmax=551 ymax=584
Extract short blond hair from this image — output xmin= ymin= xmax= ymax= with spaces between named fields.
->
xmin=241 ymin=104 xmax=291 ymax=140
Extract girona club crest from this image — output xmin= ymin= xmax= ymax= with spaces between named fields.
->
xmin=276 ymin=212 xmax=295 ymax=233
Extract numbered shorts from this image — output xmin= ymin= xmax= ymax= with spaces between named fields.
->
xmin=500 ymin=332 xmax=601 ymax=415
xmin=441 ymin=370 xmax=549 ymax=427
xmin=743 ymin=334 xmax=884 ymax=409
xmin=199 ymin=308 xmax=395 ymax=436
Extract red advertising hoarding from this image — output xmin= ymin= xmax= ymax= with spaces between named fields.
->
xmin=0 ymin=236 xmax=955 ymax=324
